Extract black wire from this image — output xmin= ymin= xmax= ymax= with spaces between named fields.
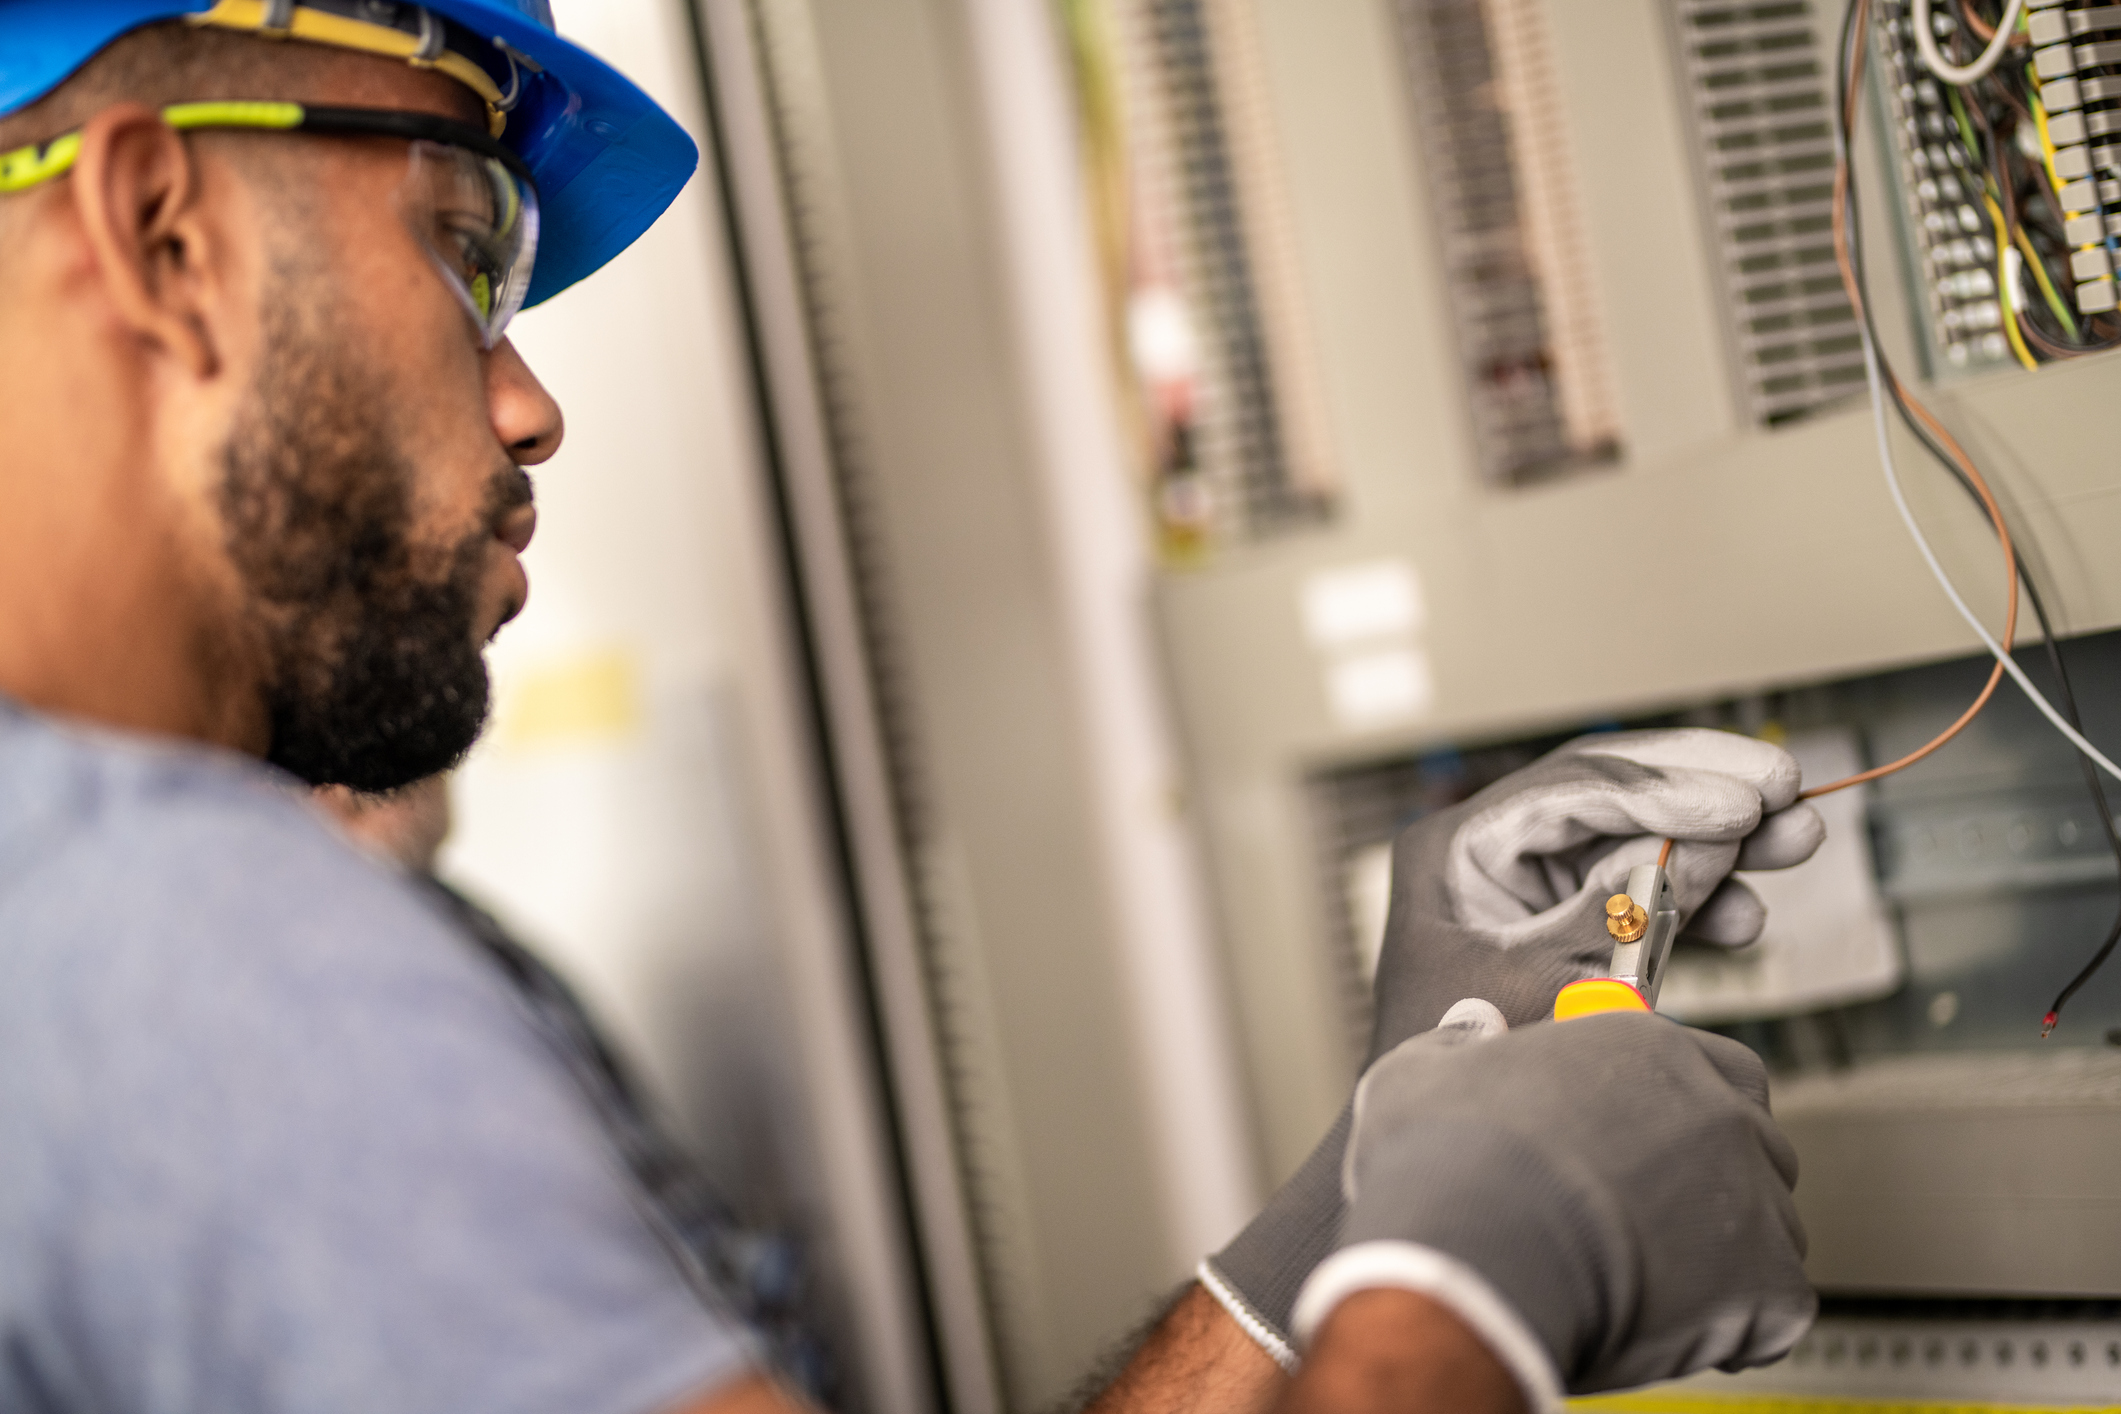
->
xmin=1836 ymin=0 xmax=2121 ymax=1029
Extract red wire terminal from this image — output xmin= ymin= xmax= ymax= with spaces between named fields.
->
xmin=2042 ymin=1011 xmax=2059 ymax=1039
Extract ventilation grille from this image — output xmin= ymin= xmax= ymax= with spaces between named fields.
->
xmin=1114 ymin=0 xmax=1338 ymax=548
xmin=1672 ymin=0 xmax=1865 ymax=424
xmin=1391 ymin=0 xmax=1624 ymax=487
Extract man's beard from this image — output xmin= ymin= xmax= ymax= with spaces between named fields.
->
xmin=217 ymin=289 xmax=519 ymax=793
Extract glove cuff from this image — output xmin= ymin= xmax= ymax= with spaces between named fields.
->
xmin=1291 ymin=1240 xmax=1564 ymax=1414
xmin=1197 ymin=1258 xmax=1299 ymax=1374
xmin=1202 ymin=1104 xmax=1351 ymax=1363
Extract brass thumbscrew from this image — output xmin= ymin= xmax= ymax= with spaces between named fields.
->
xmin=1605 ymin=893 xmax=1647 ymax=943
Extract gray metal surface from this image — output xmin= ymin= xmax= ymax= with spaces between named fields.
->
xmin=1654 ymin=1305 xmax=2121 ymax=1402
xmin=693 ymin=2 xmax=1002 ymax=1409
xmin=1775 ymin=1050 xmax=2121 ymax=1296
xmin=1875 ymin=784 xmax=2121 ymax=900
xmin=707 ymin=0 xmax=1215 ymax=1404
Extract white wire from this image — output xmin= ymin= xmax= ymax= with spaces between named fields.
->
xmin=1850 ymin=253 xmax=2121 ymax=789
xmin=1834 ymin=19 xmax=2121 ymax=789
xmin=1911 ymin=0 xmax=2027 ymax=85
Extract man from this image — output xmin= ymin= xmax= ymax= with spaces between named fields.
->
xmin=315 ymin=778 xmax=833 ymax=1400
xmin=0 ymin=4 xmax=1819 ymax=1411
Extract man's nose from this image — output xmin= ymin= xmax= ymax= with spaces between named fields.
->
xmin=488 ymin=338 xmax=564 ymax=466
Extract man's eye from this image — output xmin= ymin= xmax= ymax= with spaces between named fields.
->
xmin=438 ymin=221 xmax=491 ymax=281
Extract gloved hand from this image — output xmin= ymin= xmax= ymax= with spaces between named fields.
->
xmin=1368 ymin=728 xmax=1824 ymax=1060
xmin=1290 ymin=1010 xmax=1814 ymax=1408
xmin=1199 ymin=729 xmax=1823 ymax=1366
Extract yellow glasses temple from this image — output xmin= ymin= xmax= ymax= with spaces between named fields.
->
xmin=0 ymin=102 xmax=307 ymax=197
xmin=0 ymin=132 xmax=81 ymax=195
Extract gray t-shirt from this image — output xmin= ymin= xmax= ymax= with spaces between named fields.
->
xmin=0 ymin=700 xmax=758 ymax=1413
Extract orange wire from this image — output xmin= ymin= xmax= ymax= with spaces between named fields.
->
xmin=1657 ymin=837 xmax=1674 ymax=870
xmin=1957 ymin=1 xmax=2028 ymax=44
xmin=1797 ymin=0 xmax=2018 ymax=802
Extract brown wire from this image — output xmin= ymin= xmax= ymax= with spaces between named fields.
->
xmin=1796 ymin=0 xmax=2020 ymax=802
xmin=1955 ymin=0 xmax=2030 ymax=44
xmin=1652 ymin=0 xmax=2016 ymax=876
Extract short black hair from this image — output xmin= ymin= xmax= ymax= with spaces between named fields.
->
xmin=0 ymin=25 xmax=321 ymax=153
xmin=0 ymin=25 xmax=341 ymax=251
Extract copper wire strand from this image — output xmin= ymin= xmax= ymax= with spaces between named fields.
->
xmin=1956 ymin=0 xmax=2026 ymax=45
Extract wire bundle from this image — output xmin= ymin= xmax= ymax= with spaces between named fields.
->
xmin=1830 ymin=0 xmax=2121 ymax=1033
xmin=1900 ymin=0 xmax=2121 ymax=365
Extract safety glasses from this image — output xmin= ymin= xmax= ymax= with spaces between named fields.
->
xmin=0 ymin=101 xmax=540 ymax=348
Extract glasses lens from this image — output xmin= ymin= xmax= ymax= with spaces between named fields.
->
xmin=401 ymin=140 xmax=539 ymax=347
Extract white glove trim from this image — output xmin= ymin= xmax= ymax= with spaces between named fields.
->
xmin=1197 ymin=1257 xmax=1300 ymax=1374
xmin=1289 ymin=1239 xmax=1564 ymax=1414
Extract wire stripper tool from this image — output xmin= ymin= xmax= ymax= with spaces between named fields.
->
xmin=1554 ymin=861 xmax=1679 ymax=1021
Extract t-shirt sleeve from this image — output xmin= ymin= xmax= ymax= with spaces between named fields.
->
xmin=0 ymin=784 xmax=761 ymax=1414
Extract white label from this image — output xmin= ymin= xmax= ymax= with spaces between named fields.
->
xmin=1326 ymin=648 xmax=1436 ymax=728
xmin=1302 ymin=560 xmax=1425 ymax=649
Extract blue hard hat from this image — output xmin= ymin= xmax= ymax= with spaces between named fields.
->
xmin=0 ymin=0 xmax=699 ymax=306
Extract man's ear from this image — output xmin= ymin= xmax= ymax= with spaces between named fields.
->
xmin=68 ymin=104 xmax=226 ymax=379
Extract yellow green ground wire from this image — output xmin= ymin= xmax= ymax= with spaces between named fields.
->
xmin=1570 ymin=1395 xmax=2121 ymax=1414
xmin=2030 ymin=65 xmax=2070 ymax=198
xmin=1988 ymin=193 xmax=2042 ymax=369
xmin=1948 ymin=83 xmax=1984 ymax=170
xmin=1942 ymin=76 xmax=2064 ymax=364
xmin=1938 ymin=86 xmax=2033 ymax=366
xmin=0 ymin=101 xmax=304 ymax=195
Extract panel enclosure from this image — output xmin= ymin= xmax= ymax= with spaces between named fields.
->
xmin=1155 ymin=0 xmax=2121 ymax=1194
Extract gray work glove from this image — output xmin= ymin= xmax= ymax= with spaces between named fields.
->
xmin=1291 ymin=1009 xmax=1813 ymax=1408
xmin=1199 ymin=730 xmax=1823 ymax=1366
xmin=1368 ymin=728 xmax=1825 ymax=1059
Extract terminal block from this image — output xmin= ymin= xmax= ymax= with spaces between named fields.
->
xmin=2028 ymin=0 xmax=2121 ymax=314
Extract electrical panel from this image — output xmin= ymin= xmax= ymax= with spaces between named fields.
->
xmin=709 ymin=0 xmax=2121 ymax=1397
xmin=1152 ymin=0 xmax=2121 ymax=1357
